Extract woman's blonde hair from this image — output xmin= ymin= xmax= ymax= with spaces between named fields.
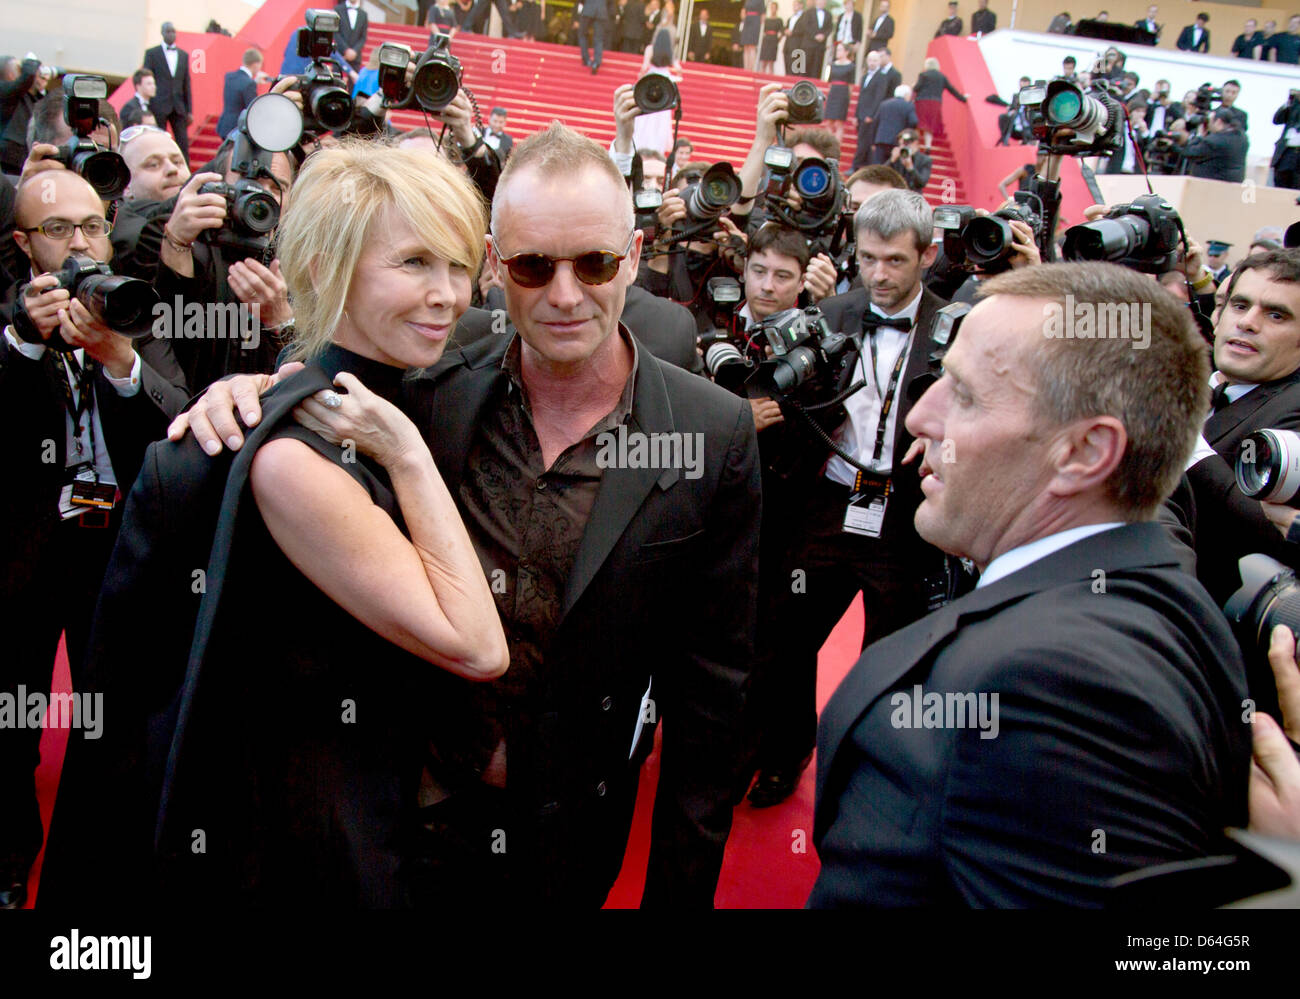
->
xmin=277 ymin=138 xmax=487 ymax=362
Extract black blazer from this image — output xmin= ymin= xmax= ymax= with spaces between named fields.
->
xmin=1178 ymin=24 xmax=1211 ymax=53
xmin=687 ymin=22 xmax=714 ymax=61
xmin=453 ymin=285 xmax=705 ymax=375
xmin=217 ymin=69 xmax=258 ymax=138
xmin=856 ymin=65 xmax=901 ymax=123
xmin=867 ymin=12 xmax=894 ymax=46
xmin=810 ymin=522 xmax=1252 ymax=906
xmin=835 ymin=10 xmax=863 ymax=44
xmin=334 ymin=3 xmax=370 ymax=55
xmin=619 ymin=0 xmax=647 ymax=47
xmin=811 ymin=285 xmax=947 ymax=559
xmin=970 ymin=8 xmax=995 ymax=34
xmin=142 ymin=45 xmax=191 ymax=119
xmin=405 ymin=333 xmax=760 ymax=907
xmin=1185 ymin=129 xmax=1248 ymax=183
xmin=1187 ymin=371 xmax=1300 ymax=603
xmin=119 ymin=95 xmax=151 ymax=128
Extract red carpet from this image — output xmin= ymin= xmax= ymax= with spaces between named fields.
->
xmin=29 ymin=600 xmax=864 ymax=909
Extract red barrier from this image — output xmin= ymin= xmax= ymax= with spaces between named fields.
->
xmin=926 ymin=36 xmax=1097 ymax=228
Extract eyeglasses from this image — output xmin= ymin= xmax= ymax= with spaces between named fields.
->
xmin=21 ymin=217 xmax=113 ymax=239
xmin=119 ymin=124 xmax=166 ymax=145
xmin=492 ymin=231 xmax=635 ymax=289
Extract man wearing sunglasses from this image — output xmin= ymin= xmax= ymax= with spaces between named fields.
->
xmin=0 ymin=169 xmax=186 ymax=908
xmin=173 ymin=122 xmax=761 ymax=909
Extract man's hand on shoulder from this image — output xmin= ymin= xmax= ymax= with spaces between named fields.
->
xmin=166 ymin=363 xmax=304 ymax=454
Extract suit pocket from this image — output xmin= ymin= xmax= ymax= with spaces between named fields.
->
xmin=637 ymin=528 xmax=704 ymax=564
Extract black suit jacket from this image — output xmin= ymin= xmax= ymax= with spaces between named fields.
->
xmin=334 ymin=3 xmax=370 ymax=56
xmin=867 ymin=12 xmax=894 ymax=47
xmin=1185 ymin=129 xmax=1248 ymax=182
xmin=1178 ymin=24 xmax=1211 ymax=53
xmin=935 ymin=15 xmax=962 ymax=37
xmin=142 ymin=45 xmax=191 ymax=119
xmin=453 ymin=284 xmax=704 ymax=375
xmin=1187 ymin=371 xmax=1300 ymax=604
xmin=119 ymin=95 xmax=151 ymax=129
xmin=810 ymin=522 xmax=1251 ymax=906
xmin=688 ymin=23 xmax=714 ymax=60
xmin=810 ymin=286 xmax=947 ymax=559
xmin=874 ymin=95 xmax=918 ymax=145
xmin=970 ymin=8 xmax=995 ymax=34
xmin=405 ymin=333 xmax=759 ymax=906
xmin=856 ymin=65 xmax=901 ymax=123
xmin=835 ymin=10 xmax=863 ymax=44
xmin=217 ymin=69 xmax=258 ymax=138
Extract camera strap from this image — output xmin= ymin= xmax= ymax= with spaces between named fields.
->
xmin=57 ymin=352 xmax=97 ymax=465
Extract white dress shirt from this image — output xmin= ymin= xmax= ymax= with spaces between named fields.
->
xmin=977 ymin=523 xmax=1125 ymax=588
xmin=164 ymin=44 xmax=179 ymax=77
xmin=825 ymin=286 xmax=921 ymax=486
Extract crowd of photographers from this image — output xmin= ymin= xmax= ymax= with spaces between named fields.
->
xmin=7 ymin=6 xmax=1300 ymax=910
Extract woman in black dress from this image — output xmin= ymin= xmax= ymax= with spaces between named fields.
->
xmin=758 ymin=2 xmax=783 ymax=73
xmin=740 ymin=0 xmax=765 ymax=70
xmin=825 ymin=41 xmax=854 ymax=145
xmin=427 ymin=0 xmax=458 ymax=37
xmin=44 ymin=140 xmax=509 ymax=909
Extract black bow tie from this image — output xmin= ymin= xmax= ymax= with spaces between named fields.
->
xmin=1210 ymin=381 xmax=1232 ymax=414
xmin=862 ymin=314 xmax=912 ymax=333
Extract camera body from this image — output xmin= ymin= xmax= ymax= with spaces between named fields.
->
xmin=56 ymin=74 xmax=129 ymax=200
xmin=198 ymin=180 xmax=281 ymax=258
xmin=12 ymin=254 xmax=160 ymax=350
xmin=783 ymin=81 xmax=824 ymax=124
xmin=377 ymin=35 xmax=463 ymax=112
xmin=934 ymin=193 xmax=1041 ymax=274
xmin=293 ymin=11 xmax=353 ymax=133
xmin=634 ymin=72 xmax=678 ymax=114
xmin=753 ymin=305 xmax=849 ymax=395
xmin=1022 ymin=77 xmax=1124 ymax=157
xmin=1062 ymin=192 xmax=1181 ymax=274
xmin=762 ymin=149 xmax=849 ymax=248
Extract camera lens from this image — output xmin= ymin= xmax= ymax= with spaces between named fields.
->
xmin=77 ymin=274 xmax=161 ymax=338
xmin=73 ymin=148 xmax=130 ymax=201
xmin=795 ymin=163 xmax=830 ymax=198
xmin=234 ymin=188 xmax=280 ymax=234
xmin=760 ymin=345 xmax=817 ymax=394
xmin=1063 ymin=215 xmax=1149 ymax=262
xmin=789 ymin=81 xmax=818 ymax=109
xmin=1238 ymin=430 xmax=1300 ymax=505
xmin=964 ymin=216 xmax=1013 ymax=265
xmin=1046 ymin=89 xmax=1082 ymax=124
xmin=413 ymin=61 xmax=459 ymax=111
xmin=634 ymin=74 xmax=678 ymax=114
xmin=310 ymin=84 xmax=353 ymax=131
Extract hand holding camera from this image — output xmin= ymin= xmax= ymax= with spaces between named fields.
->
xmin=19 ymin=274 xmax=71 ymax=340
xmin=167 ymin=172 xmax=228 ymax=247
xmin=56 ymin=296 xmax=134 ymax=377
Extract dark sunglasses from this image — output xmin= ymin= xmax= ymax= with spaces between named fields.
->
xmin=493 ymin=231 xmax=635 ymax=288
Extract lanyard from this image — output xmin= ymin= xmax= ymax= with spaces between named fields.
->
xmin=862 ymin=324 xmax=910 ymax=467
xmin=58 ymin=352 xmax=98 ymax=472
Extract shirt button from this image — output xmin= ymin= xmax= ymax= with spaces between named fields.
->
xmin=536 ymin=478 xmax=547 ymax=491
xmin=601 ymin=696 xmax=613 ymax=711
xmin=596 ymin=781 xmax=607 ymax=797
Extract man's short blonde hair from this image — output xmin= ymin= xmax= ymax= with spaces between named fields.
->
xmin=278 ymin=138 xmax=486 ymax=362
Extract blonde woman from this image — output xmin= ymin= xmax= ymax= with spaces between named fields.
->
xmin=912 ymin=55 xmax=968 ymax=151
xmin=46 ymin=140 xmax=507 ymax=908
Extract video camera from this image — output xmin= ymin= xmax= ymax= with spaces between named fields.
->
xmin=1061 ymin=193 xmax=1181 ymax=274
xmin=934 ymin=193 xmax=1043 ymax=275
xmin=375 ymin=35 xmax=463 ymax=112
xmin=12 ymin=254 xmax=160 ymax=350
xmin=56 ymin=74 xmax=129 ymax=201
xmin=293 ymin=9 xmax=355 ymax=133
xmin=200 ymin=93 xmax=303 ymax=258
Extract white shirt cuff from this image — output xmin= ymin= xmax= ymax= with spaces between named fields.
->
xmin=609 ymin=145 xmax=634 ymax=177
xmin=105 ymin=350 xmax=143 ymax=397
xmin=4 ymin=324 xmax=46 ymax=361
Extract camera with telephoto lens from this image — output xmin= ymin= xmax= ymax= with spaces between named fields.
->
xmin=783 ymin=80 xmax=824 ymax=124
xmin=1021 ymin=77 xmax=1124 ymax=157
xmin=634 ymin=73 xmax=678 ymax=114
xmin=753 ymin=305 xmax=849 ymax=395
xmin=1236 ymin=430 xmax=1300 ymax=508
xmin=1225 ymin=554 xmax=1300 ymax=666
xmin=1184 ymin=83 xmax=1222 ymax=130
xmin=934 ymin=194 xmax=1042 ymax=274
xmin=377 ymin=35 xmax=462 ymax=112
xmin=679 ymin=162 xmax=741 ymax=223
xmin=200 ymin=94 xmax=302 ymax=258
xmin=12 ymin=254 xmax=160 ymax=350
xmin=1061 ymin=193 xmax=1181 ymax=274
xmin=293 ymin=9 xmax=354 ymax=133
xmin=56 ymin=74 xmax=129 ymax=201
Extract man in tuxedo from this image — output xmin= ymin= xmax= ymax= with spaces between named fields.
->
xmin=217 ymin=49 xmax=262 ymax=140
xmin=871 ymin=84 xmax=917 ymax=165
xmin=0 ymin=169 xmax=186 ymax=909
xmin=866 ymin=0 xmax=893 ymax=52
xmin=688 ymin=7 xmax=714 ymax=61
xmin=1135 ymin=4 xmax=1160 ymax=40
xmin=1186 ymin=250 xmax=1300 ymax=607
xmin=800 ymin=0 xmax=832 ymax=78
xmin=334 ymin=0 xmax=369 ymax=72
xmin=851 ymin=49 xmax=899 ymax=170
xmin=970 ymin=0 xmax=995 ymax=35
xmin=119 ymin=70 xmax=156 ymax=129
xmin=834 ymin=2 xmax=863 ymax=61
xmin=748 ymin=190 xmax=950 ymax=806
xmin=617 ymin=0 xmax=646 ymax=53
xmin=483 ymin=106 xmax=513 ymax=162
xmin=142 ymin=22 xmax=192 ymax=161
xmin=935 ymin=1 xmax=962 ymax=38
xmin=810 ymin=261 xmax=1251 ymax=907
xmin=166 ymin=122 xmax=760 ymax=908
xmin=1144 ymin=80 xmax=1182 ymax=134
xmin=1178 ymin=13 xmax=1211 ymax=53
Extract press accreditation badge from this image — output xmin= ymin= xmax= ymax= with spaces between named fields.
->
xmin=58 ymin=463 xmax=115 ymax=520
xmin=843 ymin=472 xmax=891 ymax=538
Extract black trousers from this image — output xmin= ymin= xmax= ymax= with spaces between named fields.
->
xmin=750 ymin=477 xmax=927 ymax=770
xmin=851 ymin=119 xmax=877 ymax=171
xmin=0 ymin=507 xmax=122 ymax=879
xmin=162 ymin=108 xmax=189 ymax=160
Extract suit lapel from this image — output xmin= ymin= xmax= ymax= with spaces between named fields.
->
xmin=1206 ymin=372 xmax=1300 ymax=448
xmin=416 ymin=334 xmax=508 ymax=498
xmin=562 ymin=350 xmax=675 ymax=617
xmin=813 ymin=522 xmax=1183 ymax=838
xmin=891 ymin=289 xmax=944 ymax=461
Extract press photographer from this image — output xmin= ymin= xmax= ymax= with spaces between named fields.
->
xmin=888 ymin=129 xmax=931 ymax=192
xmin=1185 ymin=106 xmax=1249 ymax=183
xmin=0 ymin=168 xmax=186 ymax=910
xmin=1273 ymin=90 xmax=1300 ymax=190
